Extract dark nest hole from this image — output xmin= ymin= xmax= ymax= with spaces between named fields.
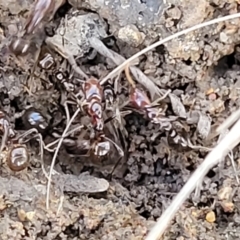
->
xmin=214 ymin=45 xmax=240 ymax=77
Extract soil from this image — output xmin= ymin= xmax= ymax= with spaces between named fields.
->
xmin=0 ymin=0 xmax=240 ymax=239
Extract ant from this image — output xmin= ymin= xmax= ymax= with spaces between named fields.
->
xmin=82 ymin=78 xmax=106 ymax=142
xmin=45 ymin=76 xmax=123 ymax=159
xmin=124 ymin=65 xmax=189 ymax=149
xmin=9 ymin=0 xmax=66 ymax=56
xmin=0 ymin=110 xmax=16 ymax=151
xmin=75 ymin=77 xmax=122 ymax=157
xmin=6 ymin=129 xmax=45 ymax=172
xmin=0 ymin=109 xmax=46 ymax=172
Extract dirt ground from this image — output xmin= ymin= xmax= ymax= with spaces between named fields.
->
xmin=0 ymin=0 xmax=240 ymax=239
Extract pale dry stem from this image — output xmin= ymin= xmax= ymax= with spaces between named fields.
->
xmin=217 ymin=108 xmax=240 ymax=133
xmin=44 ymin=125 xmax=83 ymax=151
xmin=134 ymin=12 xmax=240 ymax=240
xmin=228 ymin=150 xmax=239 ymax=184
xmin=102 ymin=13 xmax=240 ymax=87
xmin=89 ymin=37 xmax=162 ymax=99
xmin=45 ymin=38 xmax=88 ymax=79
xmin=146 ymin=116 xmax=240 ymax=240
xmin=46 ymin=108 xmax=80 ymax=209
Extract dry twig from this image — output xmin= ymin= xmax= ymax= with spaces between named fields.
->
xmin=45 ymin=38 xmax=88 ymax=79
xmin=133 ymin=12 xmax=240 ymax=240
xmin=46 ymin=108 xmax=80 ymax=209
xmin=101 ymin=13 xmax=240 ymax=88
xmin=89 ymin=37 xmax=163 ymax=99
xmin=146 ymin=116 xmax=240 ymax=240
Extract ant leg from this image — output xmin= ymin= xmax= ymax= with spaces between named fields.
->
xmin=17 ymin=128 xmax=49 ymax=179
xmin=63 ymin=102 xmax=70 ymax=125
xmin=0 ymin=124 xmax=9 ymax=153
xmin=104 ymin=137 xmax=124 ymax=179
xmin=150 ymin=90 xmax=171 ymax=106
xmin=186 ymin=138 xmax=212 ymax=152
xmin=107 ymin=155 xmax=123 ymax=181
xmin=44 ymin=125 xmax=84 ymax=152
xmin=16 ymin=128 xmax=39 ymax=142
xmin=104 ymin=110 xmax=132 ymax=125
xmin=104 ymin=136 xmax=124 ymax=158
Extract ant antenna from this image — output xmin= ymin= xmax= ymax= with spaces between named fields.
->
xmin=125 ymin=64 xmax=136 ymax=88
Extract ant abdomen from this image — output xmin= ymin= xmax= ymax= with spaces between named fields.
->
xmin=7 ymin=144 xmax=29 ymax=172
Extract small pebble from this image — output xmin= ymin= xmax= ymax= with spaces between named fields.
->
xmin=220 ymin=201 xmax=234 ymax=213
xmin=206 ymin=211 xmax=216 ymax=223
xmin=118 ymin=25 xmax=145 ymax=47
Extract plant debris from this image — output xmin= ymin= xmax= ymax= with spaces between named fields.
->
xmin=1 ymin=0 xmax=240 ymax=239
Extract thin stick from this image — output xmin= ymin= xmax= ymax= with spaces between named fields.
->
xmin=145 ymin=118 xmax=240 ymax=240
xmin=151 ymin=90 xmax=171 ymax=106
xmin=45 ymin=38 xmax=88 ymax=79
xmin=101 ymin=13 xmax=240 ymax=84
xmin=217 ymin=108 xmax=240 ymax=133
xmin=44 ymin=125 xmax=83 ymax=151
xmin=46 ymin=108 xmax=80 ymax=209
